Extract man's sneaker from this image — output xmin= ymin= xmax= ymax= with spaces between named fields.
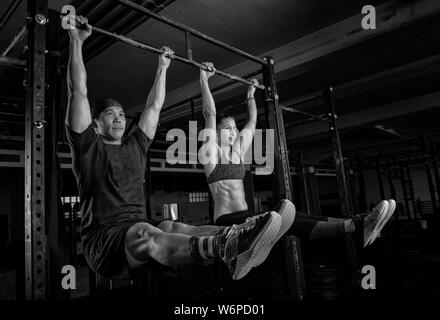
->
xmin=222 ymin=211 xmax=282 ymax=280
xmin=366 ymin=199 xmax=396 ymax=246
xmin=353 ymin=200 xmax=389 ymax=248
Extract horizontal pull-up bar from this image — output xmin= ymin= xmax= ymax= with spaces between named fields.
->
xmin=165 ymin=69 xmax=262 ymax=113
xmin=2 ymin=23 xmax=27 ymax=57
xmin=0 ymin=55 xmax=26 ymax=69
xmin=112 ymin=0 xmax=267 ymax=66
xmin=288 ymin=93 xmax=323 ymax=107
xmin=68 ymin=16 xmax=265 ymax=90
xmin=281 ymin=105 xmax=328 ymax=122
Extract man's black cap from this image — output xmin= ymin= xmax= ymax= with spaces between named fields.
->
xmin=92 ymin=98 xmax=124 ymax=119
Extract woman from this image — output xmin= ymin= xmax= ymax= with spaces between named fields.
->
xmin=199 ymin=62 xmax=395 ymax=247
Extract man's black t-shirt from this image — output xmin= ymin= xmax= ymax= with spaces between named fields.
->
xmin=66 ymin=124 xmax=152 ymax=234
xmin=65 ymin=123 xmax=152 ymax=276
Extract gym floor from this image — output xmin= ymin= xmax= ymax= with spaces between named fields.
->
xmin=1 ymin=0 xmax=440 ymax=311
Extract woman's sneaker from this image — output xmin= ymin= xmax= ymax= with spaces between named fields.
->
xmin=222 ymin=211 xmax=282 ymax=280
xmin=366 ymin=199 xmax=396 ymax=246
xmin=353 ymin=200 xmax=389 ymax=248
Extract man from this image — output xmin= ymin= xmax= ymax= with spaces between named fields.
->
xmin=65 ymin=16 xmax=294 ymax=281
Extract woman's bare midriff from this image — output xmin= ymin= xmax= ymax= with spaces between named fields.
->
xmin=209 ymin=179 xmax=248 ymax=222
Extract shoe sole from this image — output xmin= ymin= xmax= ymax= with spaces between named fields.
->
xmin=252 ymin=199 xmax=296 ymax=268
xmin=233 ymin=212 xmax=282 ymax=280
xmin=364 ymin=200 xmax=389 ymax=247
xmin=274 ymin=199 xmax=296 ymax=240
xmin=367 ymin=199 xmax=396 ymax=246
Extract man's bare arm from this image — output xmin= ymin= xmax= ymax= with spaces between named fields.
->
xmin=138 ymin=47 xmax=173 ymax=140
xmin=65 ymin=16 xmax=92 ymax=133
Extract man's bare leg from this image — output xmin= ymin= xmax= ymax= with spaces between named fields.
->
xmin=125 ymin=222 xmax=195 ymax=267
xmin=125 ymin=212 xmax=284 ymax=280
xmin=156 ymin=220 xmax=228 ymax=236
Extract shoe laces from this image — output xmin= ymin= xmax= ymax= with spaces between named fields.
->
xmin=226 ymin=218 xmax=256 ymax=239
xmin=245 ymin=212 xmax=265 ymax=223
xmin=223 ymin=215 xmax=265 ymax=262
xmin=223 ymin=227 xmax=240 ymax=262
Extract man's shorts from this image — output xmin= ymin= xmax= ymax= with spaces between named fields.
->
xmin=82 ymin=219 xmax=163 ymax=279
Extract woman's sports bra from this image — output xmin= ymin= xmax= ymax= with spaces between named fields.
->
xmin=207 ymin=160 xmax=245 ymax=184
